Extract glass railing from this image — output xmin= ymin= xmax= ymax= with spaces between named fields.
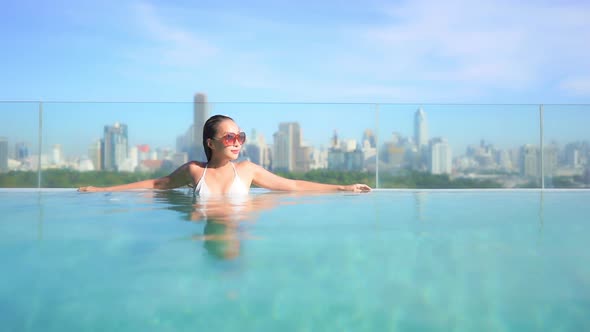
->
xmin=0 ymin=101 xmax=588 ymax=189
xmin=0 ymin=102 xmax=41 ymax=187
xmin=542 ymin=104 xmax=590 ymax=188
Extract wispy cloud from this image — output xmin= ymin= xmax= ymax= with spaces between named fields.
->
xmin=343 ymin=0 xmax=590 ymax=99
xmin=121 ymin=0 xmax=590 ymax=102
xmin=560 ymin=76 xmax=590 ymax=96
xmin=131 ymin=1 xmax=218 ymax=67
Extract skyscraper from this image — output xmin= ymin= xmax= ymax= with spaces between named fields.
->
xmin=103 ymin=122 xmax=128 ymax=171
xmin=0 ymin=137 xmax=8 ymax=173
xmin=88 ymin=140 xmax=102 ymax=171
xmin=414 ymin=107 xmax=428 ymax=149
xmin=429 ymin=137 xmax=452 ymax=174
xmin=193 ymin=93 xmax=209 ymax=161
xmin=521 ymin=144 xmax=539 ymax=177
xmin=273 ymin=122 xmax=301 ymax=172
xmin=362 ymin=129 xmax=377 ymax=148
xmin=52 ymin=144 xmax=62 ymax=166
xmin=15 ymin=142 xmax=29 ymax=161
xmin=245 ymin=129 xmax=263 ymax=165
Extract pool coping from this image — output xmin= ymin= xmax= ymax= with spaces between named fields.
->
xmin=1 ymin=188 xmax=589 ymax=193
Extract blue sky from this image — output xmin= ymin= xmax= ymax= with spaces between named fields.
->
xmin=1 ymin=0 xmax=589 ymax=157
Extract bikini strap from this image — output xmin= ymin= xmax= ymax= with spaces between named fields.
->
xmin=197 ymin=164 xmax=208 ymax=183
xmin=230 ymin=162 xmax=238 ymax=176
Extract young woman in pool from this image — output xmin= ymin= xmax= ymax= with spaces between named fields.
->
xmin=78 ymin=115 xmax=372 ymax=194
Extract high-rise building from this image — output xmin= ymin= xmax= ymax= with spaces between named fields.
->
xmin=521 ymin=144 xmax=539 ymax=177
xmin=88 ymin=140 xmax=102 ymax=171
xmin=172 ymin=152 xmax=188 ymax=168
xmin=414 ymin=107 xmax=428 ymax=149
xmin=15 ymin=142 xmax=29 ymax=161
xmin=0 ymin=137 xmax=8 ymax=172
xmin=309 ymin=147 xmax=328 ymax=170
xmin=245 ymin=129 xmax=263 ymax=165
xmin=52 ymin=144 xmax=62 ymax=166
xmin=177 ymin=124 xmax=194 ymax=157
xmin=273 ymin=122 xmax=302 ymax=172
xmin=380 ymin=142 xmax=405 ymax=169
xmin=138 ymin=144 xmax=150 ymax=162
xmin=543 ymin=144 xmax=559 ymax=177
xmin=363 ymin=129 xmax=376 ymax=148
xmin=192 ymin=93 xmax=209 ymax=161
xmin=430 ymin=137 xmax=452 ymax=175
xmin=329 ymin=138 xmax=364 ymax=171
xmin=103 ymin=122 xmax=128 ymax=171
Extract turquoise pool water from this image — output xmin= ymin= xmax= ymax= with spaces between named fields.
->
xmin=1 ymin=189 xmax=589 ymax=331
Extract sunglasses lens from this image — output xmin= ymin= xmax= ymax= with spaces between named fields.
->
xmin=222 ymin=132 xmax=246 ymax=145
xmin=223 ymin=134 xmax=235 ymax=145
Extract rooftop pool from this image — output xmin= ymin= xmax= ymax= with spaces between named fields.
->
xmin=1 ymin=189 xmax=589 ymax=331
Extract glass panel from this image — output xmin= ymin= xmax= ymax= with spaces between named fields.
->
xmin=39 ymin=101 xmax=378 ymax=188
xmin=40 ymin=102 xmax=192 ymax=188
xmin=542 ymin=104 xmax=590 ymax=188
xmin=376 ymin=104 xmax=540 ymax=188
xmin=0 ymin=102 xmax=40 ymax=188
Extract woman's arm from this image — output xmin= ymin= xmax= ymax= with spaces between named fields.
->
xmin=250 ymin=162 xmax=371 ymax=192
xmin=78 ymin=162 xmax=198 ymax=192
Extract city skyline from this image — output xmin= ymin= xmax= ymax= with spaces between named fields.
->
xmin=1 ymin=101 xmax=588 ymax=159
xmin=2 ymin=99 xmax=588 ymax=187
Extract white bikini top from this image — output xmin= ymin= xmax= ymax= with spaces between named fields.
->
xmin=194 ymin=162 xmax=249 ymax=197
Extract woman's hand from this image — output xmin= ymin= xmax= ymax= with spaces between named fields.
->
xmin=343 ymin=184 xmax=372 ymax=192
xmin=77 ymin=186 xmax=105 ymax=192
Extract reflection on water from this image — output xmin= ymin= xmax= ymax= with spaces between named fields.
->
xmin=2 ymin=190 xmax=590 ymax=331
xmin=151 ymin=190 xmax=285 ymax=260
xmin=37 ymin=191 xmax=44 ymax=241
xmin=538 ymin=191 xmax=544 ymax=243
xmin=414 ymin=191 xmax=426 ymax=222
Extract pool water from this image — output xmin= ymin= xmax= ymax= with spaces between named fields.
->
xmin=1 ymin=189 xmax=589 ymax=331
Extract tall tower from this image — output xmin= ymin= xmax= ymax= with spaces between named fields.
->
xmin=0 ymin=137 xmax=8 ymax=173
xmin=273 ymin=122 xmax=301 ymax=172
xmin=15 ymin=142 xmax=29 ymax=161
xmin=414 ymin=107 xmax=428 ymax=149
xmin=52 ymin=144 xmax=63 ymax=166
xmin=88 ymin=140 xmax=102 ymax=171
xmin=520 ymin=144 xmax=539 ymax=177
xmin=429 ymin=138 xmax=452 ymax=174
xmin=193 ymin=93 xmax=209 ymax=161
xmin=363 ymin=129 xmax=376 ymax=148
xmin=103 ymin=122 xmax=128 ymax=171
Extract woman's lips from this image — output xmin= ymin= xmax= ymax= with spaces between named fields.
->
xmin=231 ymin=149 xmax=240 ymax=154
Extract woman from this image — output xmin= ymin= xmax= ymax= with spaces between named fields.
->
xmin=78 ymin=115 xmax=372 ymax=194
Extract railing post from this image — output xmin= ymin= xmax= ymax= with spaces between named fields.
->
xmin=539 ymin=104 xmax=544 ymax=189
xmin=375 ymin=103 xmax=379 ymax=189
xmin=37 ymin=101 xmax=43 ymax=189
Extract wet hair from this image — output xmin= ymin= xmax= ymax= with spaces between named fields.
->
xmin=203 ymin=114 xmax=234 ymax=161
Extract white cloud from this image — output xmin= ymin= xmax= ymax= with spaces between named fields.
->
xmin=132 ymin=2 xmax=218 ymax=67
xmin=351 ymin=0 xmax=590 ymax=94
xmin=560 ymin=77 xmax=590 ymax=96
xmin=120 ymin=1 xmax=590 ymax=102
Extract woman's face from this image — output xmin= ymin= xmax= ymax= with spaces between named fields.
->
xmin=209 ymin=120 xmax=244 ymax=161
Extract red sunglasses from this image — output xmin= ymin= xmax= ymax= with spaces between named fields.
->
xmin=212 ymin=132 xmax=246 ymax=146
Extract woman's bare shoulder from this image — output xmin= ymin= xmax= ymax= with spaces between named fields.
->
xmin=235 ymin=160 xmax=260 ymax=175
xmin=187 ymin=161 xmax=207 ymax=168
xmin=184 ymin=161 xmax=206 ymax=177
xmin=236 ymin=160 xmax=258 ymax=169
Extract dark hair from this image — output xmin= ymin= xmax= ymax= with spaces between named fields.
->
xmin=203 ymin=114 xmax=234 ymax=161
